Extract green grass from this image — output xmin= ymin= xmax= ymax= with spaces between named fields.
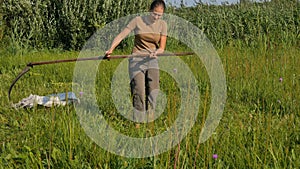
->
xmin=0 ymin=46 xmax=299 ymax=168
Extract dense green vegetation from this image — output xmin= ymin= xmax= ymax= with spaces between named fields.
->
xmin=175 ymin=0 xmax=299 ymax=49
xmin=0 ymin=0 xmax=299 ymax=168
xmin=1 ymin=0 xmax=299 ymax=51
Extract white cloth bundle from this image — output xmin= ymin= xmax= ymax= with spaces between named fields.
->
xmin=13 ymin=92 xmax=79 ymax=108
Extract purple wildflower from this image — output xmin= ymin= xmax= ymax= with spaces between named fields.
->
xmin=213 ymin=154 xmax=218 ymax=159
xmin=173 ymin=68 xmax=177 ymax=73
xmin=279 ymin=77 xmax=283 ymax=82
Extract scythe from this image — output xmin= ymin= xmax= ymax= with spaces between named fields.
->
xmin=8 ymin=52 xmax=194 ymax=101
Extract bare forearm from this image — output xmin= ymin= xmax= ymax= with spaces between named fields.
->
xmin=108 ymin=28 xmax=131 ymax=52
xmin=158 ymin=35 xmax=167 ymax=53
xmin=105 ymin=28 xmax=131 ymax=57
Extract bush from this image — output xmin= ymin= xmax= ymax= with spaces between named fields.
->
xmin=1 ymin=0 xmax=152 ymax=50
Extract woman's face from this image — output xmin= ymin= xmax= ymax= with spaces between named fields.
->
xmin=150 ymin=5 xmax=164 ymax=22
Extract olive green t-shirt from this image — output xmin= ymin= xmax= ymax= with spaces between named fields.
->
xmin=126 ymin=16 xmax=167 ymax=54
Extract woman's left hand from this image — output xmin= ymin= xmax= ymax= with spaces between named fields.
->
xmin=149 ymin=51 xmax=157 ymax=58
xmin=150 ymin=49 xmax=164 ymax=58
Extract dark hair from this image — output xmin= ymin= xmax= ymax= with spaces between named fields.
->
xmin=150 ymin=0 xmax=166 ymax=11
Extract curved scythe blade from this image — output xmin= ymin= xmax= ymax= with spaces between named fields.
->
xmin=8 ymin=66 xmax=31 ymax=101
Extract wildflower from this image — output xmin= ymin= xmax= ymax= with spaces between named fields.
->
xmin=79 ymin=91 xmax=83 ymax=97
xmin=213 ymin=154 xmax=218 ymax=159
xmin=279 ymin=77 xmax=283 ymax=82
xmin=173 ymin=68 xmax=177 ymax=73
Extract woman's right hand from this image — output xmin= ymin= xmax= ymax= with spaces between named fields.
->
xmin=105 ymin=50 xmax=113 ymax=58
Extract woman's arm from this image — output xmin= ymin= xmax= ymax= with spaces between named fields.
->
xmin=105 ymin=28 xmax=132 ymax=57
xmin=150 ymin=35 xmax=167 ymax=58
xmin=157 ymin=35 xmax=167 ymax=53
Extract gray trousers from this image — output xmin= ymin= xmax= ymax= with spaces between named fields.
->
xmin=129 ymin=57 xmax=159 ymax=122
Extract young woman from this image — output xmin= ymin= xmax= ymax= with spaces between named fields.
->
xmin=105 ymin=0 xmax=167 ymax=122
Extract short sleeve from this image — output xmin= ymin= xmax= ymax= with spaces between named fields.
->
xmin=161 ymin=21 xmax=167 ymax=36
xmin=126 ymin=17 xmax=137 ymax=31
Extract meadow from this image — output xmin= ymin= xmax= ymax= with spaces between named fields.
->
xmin=0 ymin=45 xmax=299 ymax=168
xmin=0 ymin=0 xmax=300 ymax=168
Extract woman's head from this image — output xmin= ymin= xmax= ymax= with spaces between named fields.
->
xmin=150 ymin=0 xmax=166 ymax=12
xmin=149 ymin=0 xmax=166 ymax=21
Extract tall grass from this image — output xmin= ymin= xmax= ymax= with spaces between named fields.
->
xmin=0 ymin=46 xmax=299 ymax=168
xmin=0 ymin=0 xmax=3 ymax=42
xmin=176 ymin=0 xmax=299 ymax=49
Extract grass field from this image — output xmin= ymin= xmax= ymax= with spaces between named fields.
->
xmin=1 ymin=0 xmax=299 ymax=168
xmin=0 ymin=45 xmax=299 ymax=168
